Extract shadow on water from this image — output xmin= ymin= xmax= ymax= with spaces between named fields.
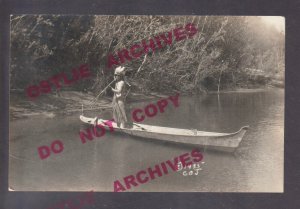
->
xmin=109 ymin=130 xmax=238 ymax=157
xmin=9 ymin=89 xmax=284 ymax=192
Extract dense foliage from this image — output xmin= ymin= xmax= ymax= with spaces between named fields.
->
xmin=10 ymin=15 xmax=284 ymax=94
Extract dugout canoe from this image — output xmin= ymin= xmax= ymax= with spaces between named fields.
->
xmin=79 ymin=115 xmax=249 ymax=152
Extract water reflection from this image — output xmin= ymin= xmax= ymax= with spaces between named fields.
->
xmin=9 ymin=89 xmax=284 ymax=192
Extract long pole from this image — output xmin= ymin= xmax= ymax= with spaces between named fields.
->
xmin=88 ymin=79 xmax=116 ymax=107
xmin=95 ymin=79 xmax=116 ymax=100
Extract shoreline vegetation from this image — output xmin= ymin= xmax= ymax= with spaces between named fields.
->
xmin=10 ymin=16 xmax=284 ymax=119
xmin=10 ymin=86 xmax=283 ymax=120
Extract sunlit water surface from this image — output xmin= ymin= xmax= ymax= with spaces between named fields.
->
xmin=9 ymin=89 xmax=284 ymax=192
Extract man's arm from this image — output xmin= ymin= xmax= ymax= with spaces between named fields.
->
xmin=111 ymin=81 xmax=124 ymax=93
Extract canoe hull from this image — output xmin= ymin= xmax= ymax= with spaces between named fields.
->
xmin=79 ymin=115 xmax=249 ymax=152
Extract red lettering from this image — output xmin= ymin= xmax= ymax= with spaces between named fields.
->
xmin=154 ymin=36 xmax=163 ymax=49
xmin=71 ymin=68 xmax=80 ymax=81
xmin=114 ymin=180 xmax=126 ymax=192
xmin=168 ymin=93 xmax=180 ymax=107
xmin=79 ymin=128 xmax=94 ymax=144
xmin=51 ymin=140 xmax=64 ymax=154
xmin=61 ymin=72 xmax=75 ymax=85
xmin=107 ymin=54 xmax=119 ymax=68
xmin=26 ymin=85 xmax=40 ymax=98
xmin=38 ymin=146 xmax=51 ymax=159
xmin=136 ymin=170 xmax=149 ymax=184
xmin=160 ymin=31 xmax=173 ymax=45
xmin=124 ymin=175 xmax=138 ymax=189
xmin=39 ymin=80 xmax=51 ymax=93
xmin=166 ymin=157 xmax=179 ymax=171
xmin=142 ymin=38 xmax=156 ymax=54
xmin=160 ymin=162 xmax=169 ymax=175
xmin=147 ymin=165 xmax=162 ymax=180
xmin=49 ymin=74 xmax=63 ymax=89
xmin=132 ymin=109 xmax=145 ymax=122
xmin=144 ymin=104 xmax=158 ymax=117
xmin=185 ymin=23 xmax=198 ymax=38
xmin=191 ymin=149 xmax=203 ymax=162
xmin=157 ymin=99 xmax=168 ymax=113
xmin=179 ymin=153 xmax=192 ymax=167
xmin=103 ymin=119 xmax=115 ymax=132
xmin=117 ymin=49 xmax=132 ymax=63
xmin=173 ymin=27 xmax=187 ymax=41
xmin=79 ymin=64 xmax=92 ymax=78
xmin=93 ymin=124 xmax=106 ymax=137
xmin=130 ymin=44 xmax=143 ymax=58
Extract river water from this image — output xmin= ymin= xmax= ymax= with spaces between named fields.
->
xmin=9 ymin=89 xmax=284 ymax=192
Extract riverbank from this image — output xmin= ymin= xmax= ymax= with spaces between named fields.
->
xmin=9 ymin=88 xmax=284 ymax=192
xmin=9 ymin=87 xmax=280 ymax=120
xmin=9 ymin=90 xmax=170 ymax=120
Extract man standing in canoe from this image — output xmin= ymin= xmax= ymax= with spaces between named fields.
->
xmin=111 ymin=66 xmax=128 ymax=128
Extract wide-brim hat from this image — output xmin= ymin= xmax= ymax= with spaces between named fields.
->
xmin=114 ymin=66 xmax=125 ymax=75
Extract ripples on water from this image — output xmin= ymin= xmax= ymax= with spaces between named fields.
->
xmin=9 ymin=89 xmax=284 ymax=192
